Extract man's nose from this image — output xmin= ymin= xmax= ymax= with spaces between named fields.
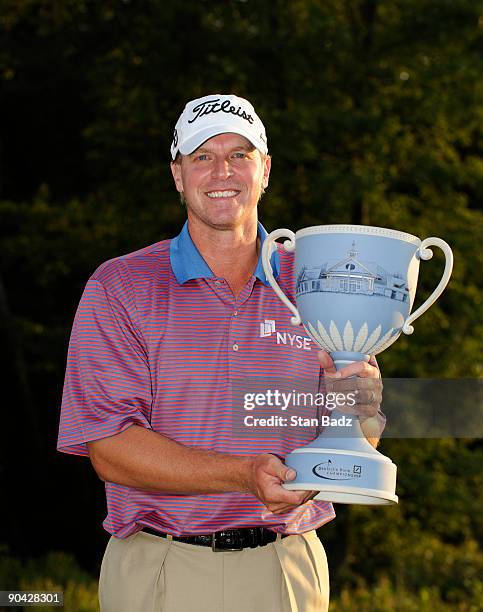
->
xmin=211 ymin=158 xmax=233 ymax=179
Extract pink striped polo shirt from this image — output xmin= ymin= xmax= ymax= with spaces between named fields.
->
xmin=57 ymin=221 xmax=336 ymax=537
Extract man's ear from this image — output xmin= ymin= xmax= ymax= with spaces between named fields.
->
xmin=262 ymin=155 xmax=271 ymax=190
xmin=170 ymin=161 xmax=184 ymax=193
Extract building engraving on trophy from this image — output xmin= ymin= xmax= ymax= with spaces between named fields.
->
xmin=296 ymin=241 xmax=409 ymax=302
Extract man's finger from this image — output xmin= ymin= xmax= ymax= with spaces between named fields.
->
xmin=264 ymin=490 xmax=317 ymax=514
xmin=355 ymin=403 xmax=380 ymax=418
xmin=360 ymin=416 xmax=383 ymax=439
xmin=273 ymin=464 xmax=296 ymax=482
xmin=334 ymin=360 xmax=380 ymax=379
xmin=265 ymin=487 xmax=310 ymax=507
xmin=354 ymin=387 xmax=382 ymax=407
xmin=264 ymin=454 xmax=297 ymax=482
xmin=301 ymin=490 xmax=319 ymax=502
xmin=317 ymin=350 xmax=338 ymax=375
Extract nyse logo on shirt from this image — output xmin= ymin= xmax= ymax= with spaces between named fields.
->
xmin=259 ymin=320 xmax=312 ymax=351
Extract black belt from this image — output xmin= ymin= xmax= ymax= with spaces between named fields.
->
xmin=141 ymin=526 xmax=290 ymax=552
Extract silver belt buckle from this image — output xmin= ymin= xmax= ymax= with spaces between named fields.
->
xmin=211 ymin=532 xmax=244 ymax=552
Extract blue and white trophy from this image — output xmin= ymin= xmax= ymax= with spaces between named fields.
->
xmin=262 ymin=225 xmax=453 ymax=505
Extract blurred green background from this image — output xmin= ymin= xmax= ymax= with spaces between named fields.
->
xmin=1 ymin=1 xmax=482 ymax=610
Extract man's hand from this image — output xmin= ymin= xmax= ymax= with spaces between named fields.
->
xmin=245 ymin=453 xmax=316 ymax=515
xmin=317 ymin=350 xmax=383 ymax=445
xmin=317 ymin=349 xmax=382 ymax=418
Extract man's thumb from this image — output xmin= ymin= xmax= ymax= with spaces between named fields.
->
xmin=284 ymin=468 xmax=296 ymax=481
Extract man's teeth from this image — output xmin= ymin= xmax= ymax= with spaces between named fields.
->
xmin=206 ymin=190 xmax=238 ymax=198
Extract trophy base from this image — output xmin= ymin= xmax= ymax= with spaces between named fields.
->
xmin=283 ymin=447 xmax=398 ymax=505
xmin=284 ymin=483 xmax=397 ymax=505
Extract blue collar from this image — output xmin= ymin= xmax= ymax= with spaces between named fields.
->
xmin=169 ymin=221 xmax=280 ymax=286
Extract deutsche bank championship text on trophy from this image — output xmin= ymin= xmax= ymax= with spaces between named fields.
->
xmin=262 ymin=225 xmax=453 ymax=505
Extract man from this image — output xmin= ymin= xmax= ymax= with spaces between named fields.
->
xmin=58 ymin=94 xmax=383 ymax=611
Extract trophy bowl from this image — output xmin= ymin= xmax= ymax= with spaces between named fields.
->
xmin=262 ymin=224 xmax=453 ymax=505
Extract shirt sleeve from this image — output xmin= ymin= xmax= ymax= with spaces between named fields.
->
xmin=57 ymin=278 xmax=152 ymax=457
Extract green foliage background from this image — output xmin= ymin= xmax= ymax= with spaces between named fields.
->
xmin=1 ymin=1 xmax=482 ymax=610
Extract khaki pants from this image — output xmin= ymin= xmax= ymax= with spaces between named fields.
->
xmin=99 ymin=530 xmax=329 ymax=611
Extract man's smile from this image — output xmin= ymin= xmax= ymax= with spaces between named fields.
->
xmin=205 ymin=190 xmax=241 ymax=199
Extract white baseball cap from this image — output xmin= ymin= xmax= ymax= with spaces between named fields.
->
xmin=170 ymin=94 xmax=268 ymax=160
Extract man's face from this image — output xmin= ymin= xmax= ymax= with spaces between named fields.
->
xmin=170 ymin=133 xmax=271 ymax=231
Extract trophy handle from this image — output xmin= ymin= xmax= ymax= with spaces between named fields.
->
xmin=402 ymin=237 xmax=454 ymax=335
xmin=261 ymin=228 xmax=302 ymax=326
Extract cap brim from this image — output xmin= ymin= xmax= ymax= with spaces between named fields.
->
xmin=176 ymin=124 xmax=267 ymax=158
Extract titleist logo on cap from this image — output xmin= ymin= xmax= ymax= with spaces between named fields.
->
xmin=170 ymin=94 xmax=268 ymax=160
xmin=188 ymin=98 xmax=255 ymax=125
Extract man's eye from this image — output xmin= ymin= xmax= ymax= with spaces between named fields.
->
xmin=197 ymin=154 xmax=209 ymax=161
xmin=232 ymin=152 xmax=246 ymax=159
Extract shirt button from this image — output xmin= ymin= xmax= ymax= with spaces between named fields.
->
xmin=233 ymin=310 xmax=238 ymax=316
xmin=232 ymin=343 xmax=239 ymax=351
xmin=215 ymin=280 xmax=224 ymax=286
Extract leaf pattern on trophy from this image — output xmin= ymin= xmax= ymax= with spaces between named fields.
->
xmin=353 ymin=323 xmax=369 ymax=352
xmin=330 ymin=320 xmax=344 ymax=351
xmin=317 ymin=321 xmax=337 ymax=352
xmin=312 ymin=321 xmax=337 ymax=352
xmin=306 ymin=322 xmax=325 ymax=350
xmin=306 ymin=322 xmax=326 ymax=351
xmin=343 ymin=321 xmax=354 ymax=351
xmin=374 ymin=328 xmax=399 ymax=354
xmin=361 ymin=324 xmax=382 ymax=353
